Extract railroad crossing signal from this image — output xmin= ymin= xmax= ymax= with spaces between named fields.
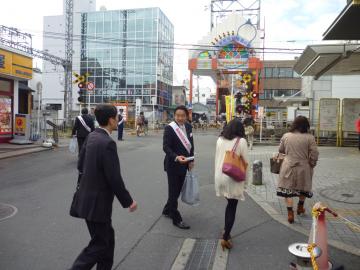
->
xmin=73 ymin=72 xmax=90 ymax=84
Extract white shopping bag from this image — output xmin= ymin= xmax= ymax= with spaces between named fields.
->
xmin=181 ymin=171 xmax=200 ymax=206
xmin=69 ymin=137 xmax=78 ymax=154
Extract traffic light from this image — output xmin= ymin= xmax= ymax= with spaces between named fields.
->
xmin=77 ymin=83 xmax=86 ymax=103
xmin=78 ymin=82 xmax=85 ymax=89
xmin=251 ymin=92 xmax=259 ymax=99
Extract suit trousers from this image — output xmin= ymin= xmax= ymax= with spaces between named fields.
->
xmin=163 ymin=169 xmax=187 ymax=223
xmin=70 ymin=220 xmax=115 ymax=270
xmin=77 ymin=137 xmax=86 ymax=155
xmin=118 ymin=123 xmax=124 ymax=140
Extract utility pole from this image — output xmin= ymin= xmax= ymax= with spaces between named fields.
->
xmin=64 ymin=0 xmax=74 ymax=125
xmin=197 ymin=75 xmax=200 ymax=103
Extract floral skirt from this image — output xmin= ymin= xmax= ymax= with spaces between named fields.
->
xmin=276 ymin=187 xmax=313 ymax=198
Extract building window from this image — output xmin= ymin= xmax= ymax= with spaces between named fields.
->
xmin=260 ymin=89 xmax=272 ymax=100
xmin=264 ymin=67 xmax=296 ymax=78
xmin=264 ymin=67 xmax=272 ymax=78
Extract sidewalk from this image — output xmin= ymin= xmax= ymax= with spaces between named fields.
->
xmin=0 ymin=143 xmax=52 ymax=160
xmin=246 ymin=146 xmax=360 ymax=256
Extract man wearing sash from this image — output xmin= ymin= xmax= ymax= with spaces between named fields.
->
xmin=72 ymin=108 xmax=95 ymax=154
xmin=162 ymin=106 xmax=194 ymax=229
xmin=117 ymin=109 xmax=125 ymax=141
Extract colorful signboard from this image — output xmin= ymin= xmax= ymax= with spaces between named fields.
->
xmin=0 ymin=96 xmax=12 ymax=135
xmin=14 ymin=114 xmax=26 ymax=136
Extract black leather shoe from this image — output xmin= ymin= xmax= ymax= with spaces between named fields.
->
xmin=173 ymin=221 xmax=190 ymax=230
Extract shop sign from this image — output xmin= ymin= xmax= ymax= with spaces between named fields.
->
xmin=0 ymin=49 xmax=32 ymax=80
xmin=218 ymin=59 xmax=248 ymax=70
xmin=0 ymin=54 xmax=4 ymax=68
xmin=15 ymin=114 xmax=26 ymax=136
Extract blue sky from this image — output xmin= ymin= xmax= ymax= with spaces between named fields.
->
xmin=0 ymin=0 xmax=348 ymax=83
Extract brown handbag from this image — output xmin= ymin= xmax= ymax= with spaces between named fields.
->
xmin=222 ymin=138 xmax=248 ymax=182
xmin=270 ymin=153 xmax=285 ymax=174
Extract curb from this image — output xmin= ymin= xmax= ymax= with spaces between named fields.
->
xmin=0 ymin=147 xmax=52 ymax=160
xmin=246 ymin=190 xmax=360 ymax=257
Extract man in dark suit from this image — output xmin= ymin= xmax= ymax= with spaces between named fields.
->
xmin=69 ymin=104 xmax=137 ymax=270
xmin=72 ymin=108 xmax=95 ymax=153
xmin=117 ymin=108 xmax=125 ymax=141
xmin=162 ymin=105 xmax=194 ymax=229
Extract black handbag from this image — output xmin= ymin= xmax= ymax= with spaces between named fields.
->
xmin=69 ymin=174 xmax=82 ymax=217
xmin=270 ymin=153 xmax=285 ymax=174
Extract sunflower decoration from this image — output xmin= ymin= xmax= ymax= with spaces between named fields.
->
xmin=243 ymin=73 xmax=252 ymax=83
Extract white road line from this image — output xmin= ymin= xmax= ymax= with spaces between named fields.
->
xmin=171 ymin=238 xmax=196 ymax=270
xmin=212 ymin=240 xmax=229 ymax=270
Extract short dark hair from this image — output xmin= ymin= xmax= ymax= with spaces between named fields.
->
xmin=140 ymin=111 xmax=144 ymax=115
xmin=94 ymin=104 xmax=117 ymax=126
xmin=119 ymin=108 xmax=123 ymax=112
xmin=174 ymin=105 xmax=189 ymax=117
xmin=81 ymin=108 xmax=88 ymax=115
xmin=290 ymin=116 xmax=310 ymax=133
xmin=220 ymin=118 xmax=245 ymax=140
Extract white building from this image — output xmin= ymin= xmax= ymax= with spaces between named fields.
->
xmin=303 ymin=75 xmax=360 ymax=124
xmin=42 ymin=0 xmax=96 ymax=119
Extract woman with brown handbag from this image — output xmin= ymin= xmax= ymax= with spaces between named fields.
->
xmin=277 ymin=116 xmax=319 ymax=224
xmin=214 ymin=119 xmax=249 ymax=251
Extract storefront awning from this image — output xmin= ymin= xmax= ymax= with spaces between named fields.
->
xmin=323 ymin=0 xmax=360 ymax=40
xmin=293 ymin=44 xmax=360 ymax=79
xmin=19 ymin=83 xmax=35 ymax=92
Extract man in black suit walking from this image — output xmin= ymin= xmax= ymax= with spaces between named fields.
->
xmin=72 ymin=108 xmax=95 ymax=153
xmin=162 ymin=105 xmax=194 ymax=229
xmin=69 ymin=104 xmax=137 ymax=270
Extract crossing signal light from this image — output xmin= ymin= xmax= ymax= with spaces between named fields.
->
xmin=77 ymin=89 xmax=85 ymax=103
xmin=78 ymin=82 xmax=85 ymax=89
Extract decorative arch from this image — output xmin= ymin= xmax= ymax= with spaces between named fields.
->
xmin=218 ymin=42 xmax=249 ymax=60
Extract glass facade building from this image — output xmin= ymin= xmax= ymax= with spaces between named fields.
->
xmin=80 ymin=8 xmax=174 ymax=112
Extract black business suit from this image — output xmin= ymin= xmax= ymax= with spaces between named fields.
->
xmin=70 ymin=128 xmax=133 ymax=270
xmin=72 ymin=114 xmax=95 ymax=153
xmin=162 ymin=122 xmax=194 ymax=223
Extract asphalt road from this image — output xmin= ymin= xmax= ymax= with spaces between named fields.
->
xmin=0 ymin=132 xmax=359 ymax=270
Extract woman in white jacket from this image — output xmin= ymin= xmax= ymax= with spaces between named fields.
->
xmin=214 ymin=119 xmax=250 ymax=251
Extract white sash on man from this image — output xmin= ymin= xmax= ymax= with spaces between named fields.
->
xmin=118 ymin=116 xmax=124 ymax=126
xmin=78 ymin=116 xmax=91 ymax=133
xmin=169 ymin=121 xmax=191 ymax=154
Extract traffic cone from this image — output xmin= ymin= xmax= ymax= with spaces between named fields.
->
xmin=308 ymin=202 xmax=337 ymax=270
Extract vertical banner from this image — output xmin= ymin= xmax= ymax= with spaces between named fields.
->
xmin=135 ymin=99 xmax=142 ymax=118
xmin=225 ymin=95 xmax=235 ymax=122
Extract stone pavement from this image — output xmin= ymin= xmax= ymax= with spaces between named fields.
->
xmin=246 ymin=145 xmax=360 ymax=256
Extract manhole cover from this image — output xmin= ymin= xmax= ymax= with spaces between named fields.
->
xmin=320 ymin=188 xmax=360 ymax=204
xmin=0 ymin=203 xmax=17 ymax=221
xmin=185 ymin=240 xmax=217 ymax=270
